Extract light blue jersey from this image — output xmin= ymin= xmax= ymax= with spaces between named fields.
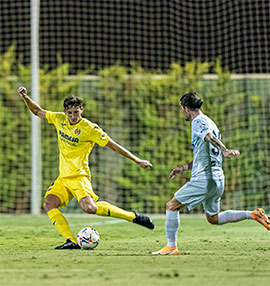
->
xmin=191 ymin=113 xmax=224 ymax=181
xmin=175 ymin=112 xmax=225 ymax=215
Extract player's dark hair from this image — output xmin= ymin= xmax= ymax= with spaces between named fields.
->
xmin=63 ymin=96 xmax=83 ymax=109
xmin=180 ymin=93 xmax=203 ymax=110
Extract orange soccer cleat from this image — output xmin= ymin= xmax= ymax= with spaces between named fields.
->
xmin=251 ymin=208 xmax=270 ymax=231
xmin=152 ymin=245 xmax=179 ymax=255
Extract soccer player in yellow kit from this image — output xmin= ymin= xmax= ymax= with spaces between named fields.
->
xmin=18 ymin=86 xmax=154 ymax=249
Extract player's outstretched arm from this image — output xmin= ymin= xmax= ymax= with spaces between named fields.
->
xmin=169 ymin=161 xmax=193 ymax=180
xmin=204 ymin=133 xmax=240 ymax=158
xmin=106 ymin=139 xmax=152 ymax=169
xmin=17 ymin=86 xmax=47 ymax=119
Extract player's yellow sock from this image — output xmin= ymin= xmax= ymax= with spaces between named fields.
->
xmin=96 ymin=201 xmax=136 ymax=222
xmin=47 ymin=208 xmax=77 ymax=243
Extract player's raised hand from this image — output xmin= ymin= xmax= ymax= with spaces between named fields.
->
xmin=17 ymin=86 xmax=27 ymax=98
xmin=136 ymin=159 xmax=152 ymax=169
xmin=169 ymin=166 xmax=184 ymax=180
xmin=222 ymin=149 xmax=240 ymax=158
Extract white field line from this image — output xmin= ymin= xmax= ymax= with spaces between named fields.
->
xmin=69 ymin=219 xmax=128 ymax=227
xmin=67 ymin=213 xmax=205 ymax=227
xmin=0 ymin=213 xmax=204 ymax=219
xmin=0 ymin=269 xmax=90 ymax=272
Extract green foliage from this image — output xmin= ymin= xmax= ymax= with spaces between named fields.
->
xmin=97 ymin=62 xmax=268 ymax=213
xmin=0 ymin=46 xmax=269 ymax=213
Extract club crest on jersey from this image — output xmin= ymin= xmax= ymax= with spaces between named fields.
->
xmin=74 ymin=128 xmax=81 ymax=135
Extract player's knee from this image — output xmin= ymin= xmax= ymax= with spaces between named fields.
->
xmin=43 ymin=199 xmax=54 ymax=213
xmin=79 ymin=197 xmax=97 ymax=214
xmin=166 ymin=201 xmax=178 ymax=211
xmin=43 ymin=194 xmax=61 ymax=213
xmin=166 ymin=197 xmax=183 ymax=211
xmin=206 ymin=214 xmax=219 ymax=225
xmin=81 ymin=204 xmax=97 ymax=214
xmin=166 ymin=201 xmax=172 ymax=210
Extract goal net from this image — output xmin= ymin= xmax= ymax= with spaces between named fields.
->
xmin=1 ymin=0 xmax=269 ymax=214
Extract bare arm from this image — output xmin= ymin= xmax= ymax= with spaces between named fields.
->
xmin=204 ymin=133 xmax=240 ymax=158
xmin=17 ymin=86 xmax=47 ymax=119
xmin=106 ymin=139 xmax=152 ymax=169
xmin=169 ymin=161 xmax=193 ymax=180
xmin=169 ymin=132 xmax=239 ymax=180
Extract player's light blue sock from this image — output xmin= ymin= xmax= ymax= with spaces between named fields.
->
xmin=218 ymin=210 xmax=252 ymax=225
xmin=165 ymin=210 xmax=180 ymax=247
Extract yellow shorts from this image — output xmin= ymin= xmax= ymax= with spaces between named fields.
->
xmin=44 ymin=176 xmax=99 ymax=207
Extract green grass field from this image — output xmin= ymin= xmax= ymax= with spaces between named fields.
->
xmin=0 ymin=214 xmax=269 ymax=286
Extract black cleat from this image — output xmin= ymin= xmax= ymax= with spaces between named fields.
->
xmin=55 ymin=239 xmax=81 ymax=250
xmin=133 ymin=212 xmax=154 ymax=229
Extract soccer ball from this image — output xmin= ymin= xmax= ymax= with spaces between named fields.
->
xmin=77 ymin=227 xmax=100 ymax=250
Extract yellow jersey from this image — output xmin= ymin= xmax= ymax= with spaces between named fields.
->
xmin=46 ymin=111 xmax=110 ymax=178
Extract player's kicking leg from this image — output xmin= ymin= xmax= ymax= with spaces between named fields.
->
xmin=209 ymin=208 xmax=269 ymax=231
xmin=95 ymin=202 xmax=155 ymax=229
xmin=80 ymin=197 xmax=154 ymax=230
xmin=217 ymin=208 xmax=269 ymax=230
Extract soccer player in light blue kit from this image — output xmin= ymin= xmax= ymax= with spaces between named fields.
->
xmin=153 ymin=92 xmax=270 ymax=255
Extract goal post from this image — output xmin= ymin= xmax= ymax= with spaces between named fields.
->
xmin=31 ymin=0 xmax=41 ymax=215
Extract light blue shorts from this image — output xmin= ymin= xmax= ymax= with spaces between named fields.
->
xmin=174 ymin=178 xmax=225 ymax=216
